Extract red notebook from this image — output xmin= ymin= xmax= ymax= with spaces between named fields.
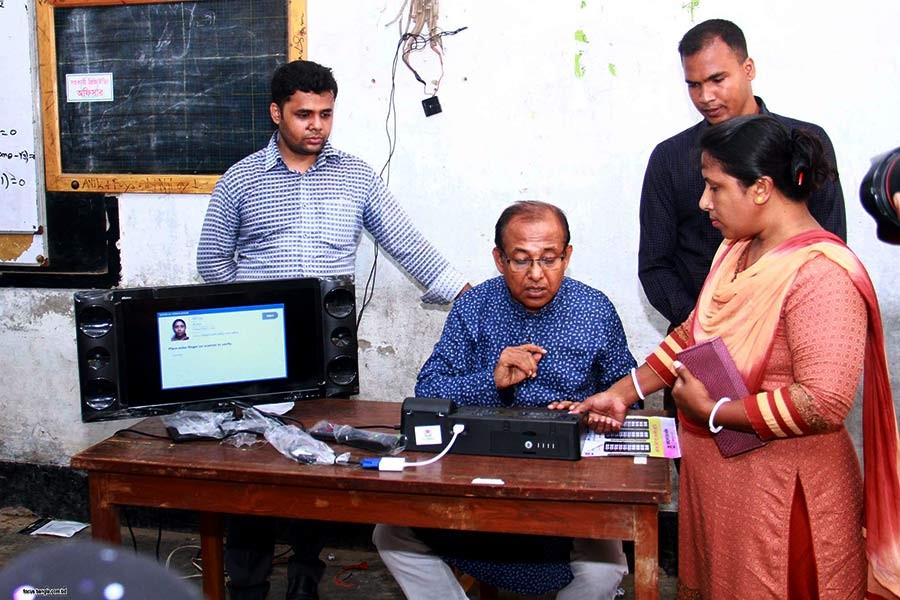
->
xmin=676 ymin=337 xmax=767 ymax=458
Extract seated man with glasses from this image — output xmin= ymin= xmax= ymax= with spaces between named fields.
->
xmin=373 ymin=200 xmax=635 ymax=600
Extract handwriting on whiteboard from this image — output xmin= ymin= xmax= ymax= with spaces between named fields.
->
xmin=0 ymin=0 xmax=43 ymax=239
xmin=1 ymin=150 xmax=36 ymax=163
xmin=1 ymin=172 xmax=26 ymax=189
xmin=0 ymin=126 xmax=35 ymax=188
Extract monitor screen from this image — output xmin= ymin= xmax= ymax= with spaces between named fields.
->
xmin=119 ymin=282 xmax=322 ymax=411
xmin=157 ymin=303 xmax=288 ymax=390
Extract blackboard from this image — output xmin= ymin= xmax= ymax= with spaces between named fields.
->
xmin=37 ymin=0 xmax=307 ymax=194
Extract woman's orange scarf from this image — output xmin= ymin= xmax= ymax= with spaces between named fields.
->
xmin=692 ymin=230 xmax=900 ymax=597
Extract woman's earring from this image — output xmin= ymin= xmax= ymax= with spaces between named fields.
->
xmin=755 ymin=196 xmax=765 ymax=205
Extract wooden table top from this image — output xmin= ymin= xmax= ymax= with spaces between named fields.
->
xmin=72 ymin=399 xmax=671 ymax=506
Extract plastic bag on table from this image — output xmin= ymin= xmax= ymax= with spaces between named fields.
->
xmin=221 ymin=432 xmax=265 ymax=448
xmin=161 ymin=410 xmax=230 ymax=441
xmin=264 ymin=423 xmax=337 ymax=465
xmin=220 ymin=406 xmax=273 ymax=436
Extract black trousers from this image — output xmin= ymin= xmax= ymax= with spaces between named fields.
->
xmin=225 ymin=516 xmax=325 ymax=600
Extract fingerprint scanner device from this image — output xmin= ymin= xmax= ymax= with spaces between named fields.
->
xmin=400 ymin=397 xmax=583 ymax=461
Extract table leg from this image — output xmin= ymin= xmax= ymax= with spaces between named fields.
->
xmin=88 ymin=474 xmax=121 ymax=544
xmin=199 ymin=512 xmax=225 ymax=600
xmin=633 ymin=504 xmax=660 ymax=600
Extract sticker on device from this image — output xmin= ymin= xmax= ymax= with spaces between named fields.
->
xmin=414 ymin=424 xmax=443 ymax=446
xmin=66 ymin=73 xmax=114 ymax=103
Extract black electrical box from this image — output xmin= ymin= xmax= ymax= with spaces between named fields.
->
xmin=400 ymin=397 xmax=583 ymax=461
xmin=422 ymin=96 xmax=442 ymax=116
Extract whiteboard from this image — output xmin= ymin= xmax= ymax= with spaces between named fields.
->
xmin=0 ymin=0 xmax=43 ymax=235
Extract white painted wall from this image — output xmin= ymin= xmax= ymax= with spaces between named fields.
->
xmin=1 ymin=0 xmax=898 ymax=465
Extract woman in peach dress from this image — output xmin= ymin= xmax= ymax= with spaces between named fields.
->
xmin=554 ymin=115 xmax=900 ymax=599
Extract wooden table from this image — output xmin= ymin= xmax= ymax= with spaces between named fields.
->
xmin=71 ymin=400 xmax=671 ymax=599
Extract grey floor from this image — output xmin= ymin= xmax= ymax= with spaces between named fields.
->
xmin=0 ymin=506 xmax=677 ymax=599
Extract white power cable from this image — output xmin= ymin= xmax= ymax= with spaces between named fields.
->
xmin=378 ymin=423 xmax=465 ymax=470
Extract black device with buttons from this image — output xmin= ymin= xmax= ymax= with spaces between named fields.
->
xmin=401 ymin=397 xmax=583 ymax=461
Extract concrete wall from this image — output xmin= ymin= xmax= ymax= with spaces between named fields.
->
xmin=2 ymin=0 xmax=898 ymax=465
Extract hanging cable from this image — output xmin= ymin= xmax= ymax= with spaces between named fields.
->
xmin=356 ymin=4 xmax=466 ymax=326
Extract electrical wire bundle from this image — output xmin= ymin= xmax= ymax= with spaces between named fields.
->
xmin=356 ymin=3 xmax=467 ymax=326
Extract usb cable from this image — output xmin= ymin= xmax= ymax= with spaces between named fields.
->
xmin=362 ymin=423 xmax=465 ymax=471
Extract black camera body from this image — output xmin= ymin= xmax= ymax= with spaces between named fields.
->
xmin=860 ymin=147 xmax=900 ymax=243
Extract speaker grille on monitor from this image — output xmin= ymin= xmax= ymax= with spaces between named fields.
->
xmin=74 ymin=290 xmax=121 ymax=421
xmin=323 ymin=286 xmax=355 ymax=318
xmin=78 ymin=305 xmax=115 ymax=338
xmin=320 ymin=277 xmax=359 ymax=397
xmin=83 ymin=378 xmax=117 ymax=411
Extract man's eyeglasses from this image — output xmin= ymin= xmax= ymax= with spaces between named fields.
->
xmin=501 ymin=252 xmax=567 ymax=272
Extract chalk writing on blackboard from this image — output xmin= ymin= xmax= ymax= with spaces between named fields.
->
xmin=54 ymin=1 xmax=289 ymax=175
xmin=53 ymin=1 xmax=284 ymax=176
xmin=37 ymin=0 xmax=305 ymax=195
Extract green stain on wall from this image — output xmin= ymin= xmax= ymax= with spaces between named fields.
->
xmin=574 ymin=1 xmax=588 ymax=78
xmin=575 ymin=51 xmax=586 ymax=78
xmin=683 ymin=0 xmax=700 ymax=21
xmin=608 ymin=63 xmax=617 ymax=76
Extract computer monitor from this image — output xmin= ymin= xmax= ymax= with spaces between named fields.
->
xmin=74 ymin=277 xmax=358 ymax=422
